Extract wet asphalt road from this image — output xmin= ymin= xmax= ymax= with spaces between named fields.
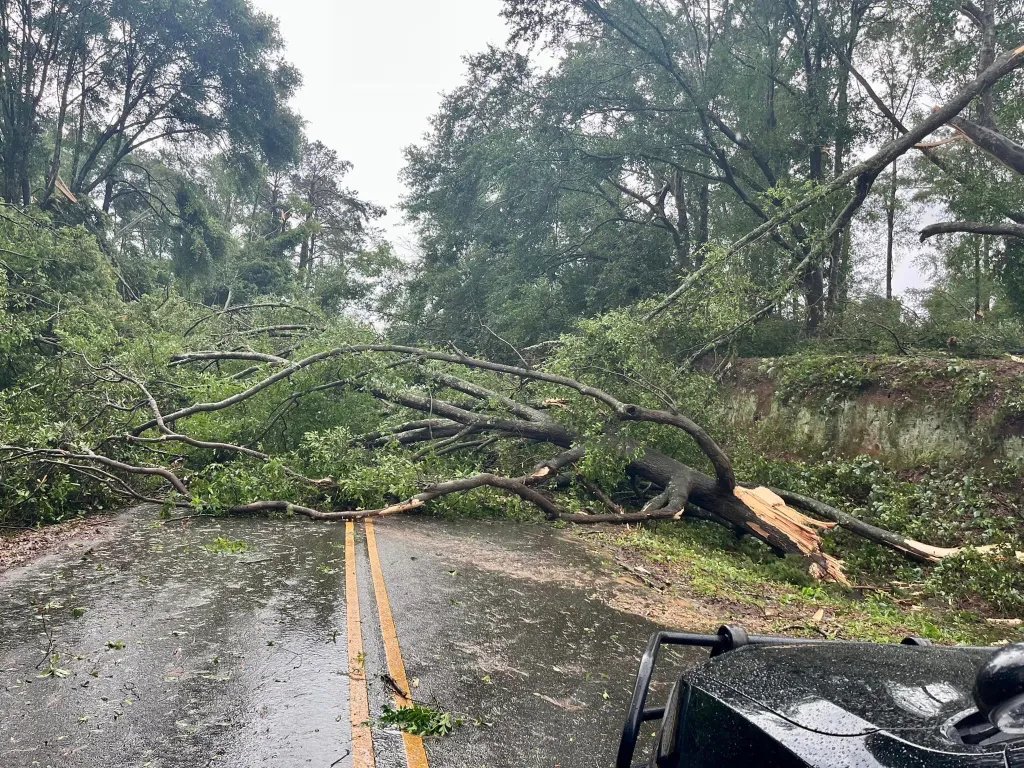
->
xmin=0 ymin=511 xmax=701 ymax=768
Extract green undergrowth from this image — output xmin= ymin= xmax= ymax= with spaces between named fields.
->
xmin=592 ymin=445 xmax=1024 ymax=645
xmin=737 ymin=453 xmax=1024 ymax=617
xmin=606 ymin=521 xmax=1016 ymax=646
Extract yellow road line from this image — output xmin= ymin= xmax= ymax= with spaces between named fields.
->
xmin=345 ymin=521 xmax=376 ymax=768
xmin=365 ymin=519 xmax=430 ymax=768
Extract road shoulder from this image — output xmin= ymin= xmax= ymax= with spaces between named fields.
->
xmin=0 ymin=514 xmax=119 ymax=576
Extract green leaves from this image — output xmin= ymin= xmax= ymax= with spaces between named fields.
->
xmin=929 ymin=547 xmax=1024 ymax=615
xmin=376 ymin=703 xmax=462 ymax=738
xmin=204 ymin=538 xmax=249 ymax=556
xmin=187 ymin=462 xmax=299 ymax=513
xmin=38 ymin=653 xmax=71 ymax=679
xmin=576 ymin=441 xmax=641 ymax=489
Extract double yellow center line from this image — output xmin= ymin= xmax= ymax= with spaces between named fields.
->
xmin=344 ymin=521 xmax=375 ymax=766
xmin=345 ymin=520 xmax=430 ymax=768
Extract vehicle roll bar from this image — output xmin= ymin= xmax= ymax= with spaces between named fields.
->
xmin=615 ymin=625 xmax=937 ymax=768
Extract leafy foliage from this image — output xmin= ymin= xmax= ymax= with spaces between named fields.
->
xmin=0 ymin=0 xmax=302 ymax=207
xmin=740 ymin=452 xmax=1024 ymax=615
xmin=204 ymin=537 xmax=250 ymax=555
xmin=929 ymin=547 xmax=1024 ymax=615
xmin=376 ymin=704 xmax=462 ymax=738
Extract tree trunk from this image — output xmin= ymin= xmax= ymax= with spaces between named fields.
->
xmin=974 ymin=237 xmax=983 ymax=320
xmin=886 ymin=158 xmax=898 ymax=300
xmin=671 ymin=169 xmax=691 ymax=270
xmin=69 ymin=54 xmax=88 ymax=185
xmin=983 ymin=236 xmax=992 ymax=312
xmin=2 ymin=133 xmax=32 ymax=206
xmin=2 ymin=146 xmax=21 ymax=205
xmin=102 ymin=176 xmax=115 ymax=213
xmin=695 ymin=178 xmax=709 ymax=260
xmin=828 ymin=41 xmax=853 ymax=317
xmin=801 ymin=256 xmax=825 ymax=332
xmin=299 ymin=236 xmax=311 ymax=277
xmin=977 ymin=0 xmax=998 ymax=127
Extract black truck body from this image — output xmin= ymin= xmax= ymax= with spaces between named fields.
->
xmin=618 ymin=627 xmax=1024 ymax=768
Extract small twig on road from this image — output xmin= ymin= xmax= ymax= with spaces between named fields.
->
xmin=381 ymin=673 xmax=410 ymax=700
xmin=615 ymin=558 xmax=670 ymax=590
xmin=35 ymin=616 xmax=55 ymax=670
xmin=159 ymin=513 xmax=218 ymax=524
xmin=778 ymin=624 xmax=828 ymax=639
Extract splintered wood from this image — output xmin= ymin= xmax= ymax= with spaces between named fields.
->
xmin=733 ymin=486 xmax=850 ymax=585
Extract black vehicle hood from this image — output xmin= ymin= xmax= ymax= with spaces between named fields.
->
xmin=688 ymin=642 xmax=1019 ymax=765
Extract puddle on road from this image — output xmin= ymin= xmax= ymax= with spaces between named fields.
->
xmin=0 ymin=509 xmax=351 ymax=768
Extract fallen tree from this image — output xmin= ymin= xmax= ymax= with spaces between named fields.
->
xmin=6 ymin=328 xmax=1012 ymax=586
xmin=56 ymin=40 xmax=1024 ymax=576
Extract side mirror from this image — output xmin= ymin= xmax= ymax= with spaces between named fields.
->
xmin=974 ymin=643 xmax=1024 ymax=734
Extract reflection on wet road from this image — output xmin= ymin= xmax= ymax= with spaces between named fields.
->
xmin=1 ymin=511 xmax=700 ymax=767
xmin=0 ymin=511 xmax=349 ymax=767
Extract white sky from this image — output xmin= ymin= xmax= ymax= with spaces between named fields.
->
xmin=250 ymin=0 xmax=509 ymax=255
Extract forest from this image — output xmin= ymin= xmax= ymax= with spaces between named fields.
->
xmin=4 ymin=0 xmax=1024 ymax=634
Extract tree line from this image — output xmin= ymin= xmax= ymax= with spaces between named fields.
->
xmin=400 ymin=0 xmax=1024 ymax=356
xmin=0 ymin=0 xmax=394 ymax=315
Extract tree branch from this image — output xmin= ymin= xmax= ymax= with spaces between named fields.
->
xmin=948 ymin=115 xmax=1024 ymax=174
xmin=920 ymin=220 xmax=1024 ymax=241
xmin=647 ymin=41 xmax=1024 ymax=317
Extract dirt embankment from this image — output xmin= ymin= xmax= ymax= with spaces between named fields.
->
xmin=727 ymin=355 xmax=1024 ymax=418
xmin=721 ymin=355 xmax=1024 ymax=464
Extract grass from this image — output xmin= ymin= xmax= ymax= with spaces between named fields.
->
xmin=605 ymin=520 xmax=1017 ymax=646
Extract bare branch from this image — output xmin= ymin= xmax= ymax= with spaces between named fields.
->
xmin=169 ymin=350 xmax=290 ymax=367
xmin=153 ymin=344 xmax=736 ymax=490
xmin=183 ymin=302 xmax=322 ymax=337
xmin=0 ymin=446 xmax=188 ymax=496
xmin=234 ymin=447 xmax=587 ymax=522
xmin=920 ymin=220 xmax=1024 ymax=241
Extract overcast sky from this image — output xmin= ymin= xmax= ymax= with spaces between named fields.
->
xmin=250 ymin=1 xmax=922 ymax=295
xmin=251 ymin=0 xmax=508 ymax=253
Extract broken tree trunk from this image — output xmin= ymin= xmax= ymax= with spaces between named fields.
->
xmin=948 ymin=115 xmax=1024 ymax=175
xmin=155 ymin=344 xmax=888 ymax=582
xmin=775 ymin=488 xmax=1024 ymax=565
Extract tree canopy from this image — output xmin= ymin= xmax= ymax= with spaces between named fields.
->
xmin=398 ymin=0 xmax=1024 ymax=354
